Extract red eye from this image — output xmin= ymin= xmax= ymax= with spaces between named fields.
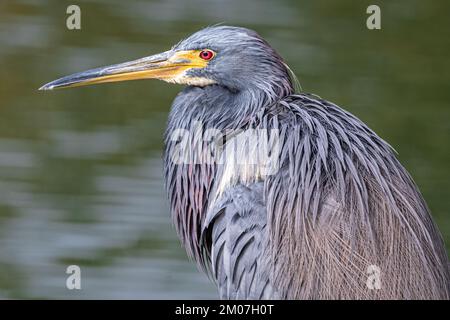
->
xmin=199 ymin=50 xmax=214 ymax=60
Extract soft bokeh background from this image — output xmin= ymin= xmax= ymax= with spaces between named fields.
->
xmin=0 ymin=0 xmax=449 ymax=299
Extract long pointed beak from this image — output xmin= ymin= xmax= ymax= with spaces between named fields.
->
xmin=39 ymin=50 xmax=189 ymax=90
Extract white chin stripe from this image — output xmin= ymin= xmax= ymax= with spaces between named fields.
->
xmin=165 ymin=74 xmax=217 ymax=87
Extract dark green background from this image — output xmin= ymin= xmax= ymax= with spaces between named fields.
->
xmin=0 ymin=0 xmax=448 ymax=298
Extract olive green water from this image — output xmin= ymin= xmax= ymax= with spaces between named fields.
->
xmin=0 ymin=0 xmax=449 ymax=298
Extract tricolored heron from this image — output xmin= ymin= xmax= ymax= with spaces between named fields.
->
xmin=40 ymin=26 xmax=449 ymax=299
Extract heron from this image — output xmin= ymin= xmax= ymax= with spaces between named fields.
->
xmin=40 ymin=26 xmax=449 ymax=299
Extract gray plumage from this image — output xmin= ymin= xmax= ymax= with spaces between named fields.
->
xmin=163 ymin=26 xmax=450 ymax=299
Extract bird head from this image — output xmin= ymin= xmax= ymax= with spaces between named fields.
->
xmin=40 ymin=26 xmax=295 ymax=96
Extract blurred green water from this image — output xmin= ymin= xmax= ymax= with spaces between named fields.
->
xmin=0 ymin=0 xmax=448 ymax=298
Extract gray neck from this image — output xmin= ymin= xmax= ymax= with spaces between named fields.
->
xmin=163 ymin=83 xmax=292 ymax=263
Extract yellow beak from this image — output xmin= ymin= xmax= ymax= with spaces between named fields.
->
xmin=39 ymin=50 xmax=209 ymax=90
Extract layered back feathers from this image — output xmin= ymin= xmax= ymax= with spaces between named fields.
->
xmin=261 ymin=94 xmax=449 ymax=299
